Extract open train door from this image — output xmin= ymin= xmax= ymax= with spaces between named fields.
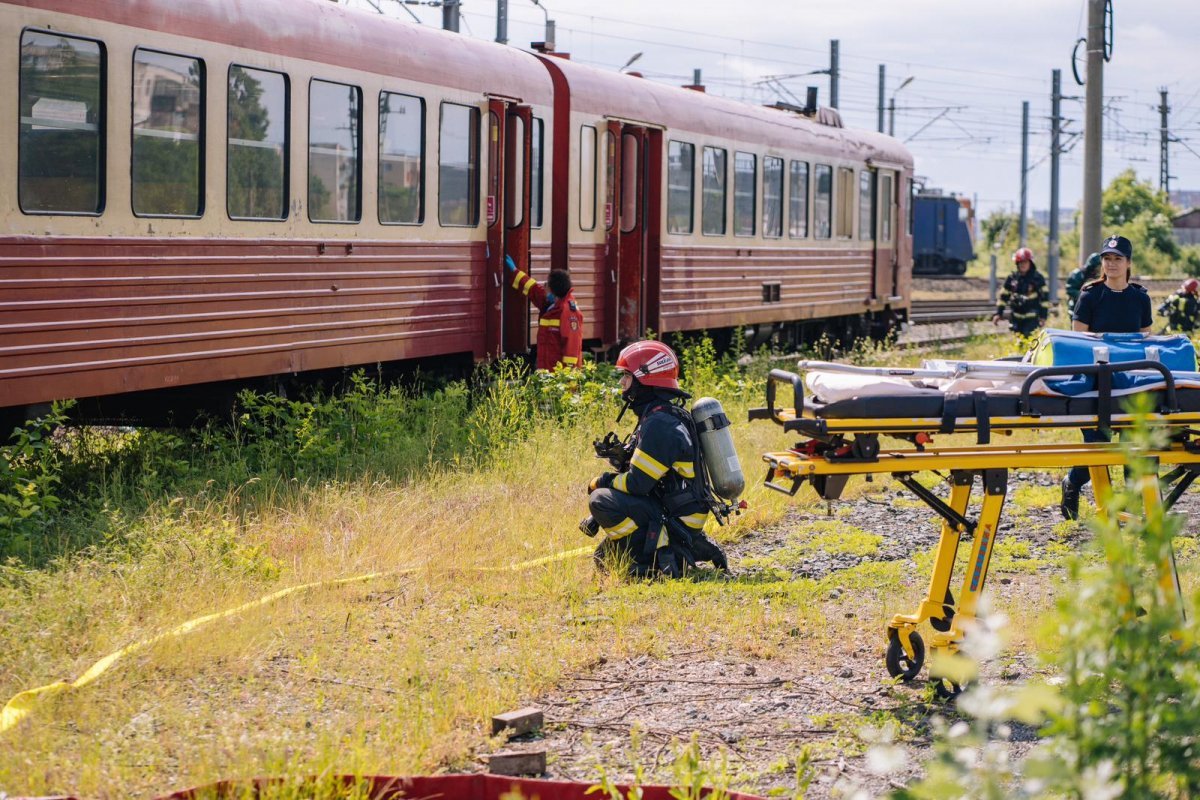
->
xmin=603 ymin=121 xmax=662 ymax=345
xmin=485 ymin=97 xmax=534 ymax=358
xmin=872 ymin=167 xmax=901 ymax=302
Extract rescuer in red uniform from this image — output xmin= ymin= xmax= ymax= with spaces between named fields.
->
xmin=505 ymin=256 xmax=584 ymax=370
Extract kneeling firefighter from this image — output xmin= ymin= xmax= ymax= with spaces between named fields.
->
xmin=581 ymin=340 xmax=744 ymax=577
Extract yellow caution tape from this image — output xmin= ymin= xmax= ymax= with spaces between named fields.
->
xmin=1 ymin=545 xmax=591 ymax=735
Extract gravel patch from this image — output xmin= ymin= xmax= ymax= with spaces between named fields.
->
xmin=488 ymin=471 xmax=1199 ymax=798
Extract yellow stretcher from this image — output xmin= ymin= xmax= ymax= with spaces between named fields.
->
xmin=749 ymin=362 xmax=1196 ymax=694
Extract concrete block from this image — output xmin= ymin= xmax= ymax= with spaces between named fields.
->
xmin=485 ymin=749 xmax=547 ymax=776
xmin=491 ymin=706 xmax=543 ymax=736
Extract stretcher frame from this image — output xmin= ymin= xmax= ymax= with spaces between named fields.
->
xmin=749 ymin=364 xmax=1197 ymax=692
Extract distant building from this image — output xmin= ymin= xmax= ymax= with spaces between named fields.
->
xmin=1032 ymin=209 xmax=1076 ymax=231
xmin=1175 ymin=208 xmax=1200 ymax=247
xmin=1169 ymin=190 xmax=1200 ymax=210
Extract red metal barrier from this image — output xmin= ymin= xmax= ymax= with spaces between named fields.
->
xmin=158 ymin=774 xmax=765 ymax=800
xmin=13 ymin=772 xmax=767 ymax=799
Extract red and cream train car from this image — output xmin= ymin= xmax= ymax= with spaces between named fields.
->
xmin=0 ymin=0 xmax=913 ymax=425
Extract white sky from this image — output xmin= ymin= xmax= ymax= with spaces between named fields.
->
xmin=343 ymin=0 xmax=1200 ymax=219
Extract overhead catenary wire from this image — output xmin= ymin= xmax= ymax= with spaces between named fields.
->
xmin=360 ymin=0 xmax=1198 ymax=205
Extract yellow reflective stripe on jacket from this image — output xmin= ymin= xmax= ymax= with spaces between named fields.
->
xmin=521 ymin=276 xmax=537 ymax=295
xmin=539 ymin=318 xmax=561 ymax=327
xmin=629 ymin=448 xmax=668 ymax=480
xmin=656 ymin=525 xmax=670 ymax=548
xmin=672 ymin=460 xmax=695 ymax=479
xmin=562 ymin=356 xmax=578 ymax=365
xmin=680 ymin=512 xmax=708 ymax=529
xmin=511 ymin=271 xmax=526 ymax=290
xmin=612 ymin=472 xmax=629 ymax=493
xmin=604 ymin=517 xmax=639 ymax=540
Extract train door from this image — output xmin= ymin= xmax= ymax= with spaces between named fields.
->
xmin=875 ymin=169 xmax=898 ymax=299
xmin=603 ymin=121 xmax=662 ymax=344
xmin=485 ymin=98 xmax=534 ymax=358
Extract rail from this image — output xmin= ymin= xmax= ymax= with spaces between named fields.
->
xmin=909 ymin=298 xmax=995 ymax=324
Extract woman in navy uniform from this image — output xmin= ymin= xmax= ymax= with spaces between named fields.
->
xmin=1060 ymin=234 xmax=1152 ymax=519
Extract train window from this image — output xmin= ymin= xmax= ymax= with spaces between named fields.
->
xmin=788 ymin=161 xmax=808 ymax=238
xmin=309 ymin=80 xmax=362 ymax=222
xmin=378 ymin=92 xmax=424 ymax=225
xmin=531 ymin=117 xmax=544 ymax=228
xmin=836 ymin=167 xmax=854 ymax=238
xmin=762 ymin=156 xmax=783 ymax=239
xmin=701 ymin=146 xmax=726 ymax=236
xmin=132 ymin=49 xmax=204 ymax=217
xmin=438 ymin=102 xmax=479 ymax=226
xmin=505 ymin=114 xmax=525 ymax=227
xmin=620 ymin=132 xmax=638 ymax=234
xmin=666 ymin=140 xmax=694 ymax=235
xmin=813 ymin=164 xmax=832 ymax=239
xmin=858 ymin=170 xmax=875 ymax=241
xmin=579 ymin=125 xmax=597 ymax=230
xmin=228 ymin=65 xmax=288 ymax=221
xmin=19 ymin=30 xmax=105 ymax=215
xmin=733 ymin=151 xmax=756 ymax=236
xmin=880 ymin=173 xmax=894 ymax=242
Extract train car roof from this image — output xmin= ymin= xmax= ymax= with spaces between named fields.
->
xmin=16 ymin=0 xmax=554 ymax=103
xmin=539 ymin=54 xmax=912 ymax=168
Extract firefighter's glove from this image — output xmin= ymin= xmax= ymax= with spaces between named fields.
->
xmin=587 ymin=473 xmax=613 ymax=494
xmin=504 ymin=255 xmax=517 ymax=272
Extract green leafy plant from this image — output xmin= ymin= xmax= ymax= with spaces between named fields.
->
xmin=0 ymin=403 xmax=69 ymax=559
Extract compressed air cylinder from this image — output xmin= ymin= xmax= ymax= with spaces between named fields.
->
xmin=691 ymin=396 xmax=744 ymax=501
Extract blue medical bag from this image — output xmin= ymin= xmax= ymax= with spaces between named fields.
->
xmin=1028 ymin=328 xmax=1196 ymax=395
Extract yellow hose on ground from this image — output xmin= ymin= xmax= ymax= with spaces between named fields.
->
xmin=0 ymin=545 xmax=593 ymax=735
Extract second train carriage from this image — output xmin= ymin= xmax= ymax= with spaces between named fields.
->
xmin=536 ymin=54 xmax=912 ymax=350
xmin=0 ymin=0 xmax=914 ymax=426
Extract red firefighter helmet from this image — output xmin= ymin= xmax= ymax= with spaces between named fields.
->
xmin=1184 ymin=278 xmax=1200 ymax=295
xmin=1012 ymin=247 xmax=1034 ymax=264
xmin=615 ymin=340 xmax=681 ymax=391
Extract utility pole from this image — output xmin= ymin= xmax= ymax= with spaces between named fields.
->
xmin=1019 ymin=100 xmax=1029 ymax=247
xmin=442 ymin=0 xmax=460 ymax=32
xmin=1080 ymin=0 xmax=1105 ymax=263
xmin=1159 ymin=87 xmax=1171 ymax=193
xmin=829 ymin=40 xmax=839 ymax=108
xmin=877 ymin=65 xmax=885 ymax=133
xmin=1049 ymin=70 xmax=1062 ymax=302
xmin=495 ymin=0 xmax=507 ymax=44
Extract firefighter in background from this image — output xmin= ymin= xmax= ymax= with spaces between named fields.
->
xmin=1065 ymin=252 xmax=1102 ymax=315
xmin=1158 ymin=278 xmax=1200 ymax=333
xmin=992 ymin=246 xmax=1049 ymax=335
xmin=505 ymin=255 xmax=584 ymax=370
xmin=583 ymin=340 xmax=729 ymax=578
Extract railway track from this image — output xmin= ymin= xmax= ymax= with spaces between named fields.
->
xmin=910 ymin=298 xmax=996 ymax=324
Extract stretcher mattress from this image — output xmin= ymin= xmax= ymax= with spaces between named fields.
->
xmin=806 ymin=388 xmax=1200 ymax=420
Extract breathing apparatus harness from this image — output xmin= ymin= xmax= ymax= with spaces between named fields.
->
xmin=607 ymin=388 xmax=736 ymax=525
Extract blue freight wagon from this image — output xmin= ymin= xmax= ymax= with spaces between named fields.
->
xmin=913 ymin=192 xmax=975 ymax=275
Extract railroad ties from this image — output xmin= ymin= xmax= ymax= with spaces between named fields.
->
xmin=909 ymin=298 xmax=996 ymax=324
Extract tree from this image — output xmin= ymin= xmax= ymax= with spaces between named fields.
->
xmin=977 ymin=210 xmax=1049 ymax=269
xmin=1078 ymin=169 xmax=1200 ymax=276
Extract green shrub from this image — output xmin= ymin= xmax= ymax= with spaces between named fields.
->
xmin=0 ymin=404 xmax=68 ymax=559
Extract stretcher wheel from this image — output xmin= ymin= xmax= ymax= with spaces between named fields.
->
xmin=931 ymin=676 xmax=964 ymax=701
xmin=885 ymin=629 xmax=925 ymax=682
